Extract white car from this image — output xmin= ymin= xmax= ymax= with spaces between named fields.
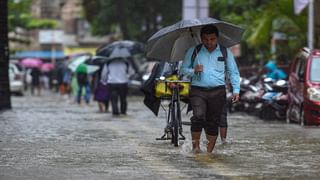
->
xmin=9 ymin=63 xmax=24 ymax=96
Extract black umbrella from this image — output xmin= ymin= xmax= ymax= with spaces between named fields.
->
xmin=146 ymin=17 xmax=244 ymax=62
xmin=96 ymin=40 xmax=145 ymax=59
xmin=87 ymin=56 xmax=109 ymax=65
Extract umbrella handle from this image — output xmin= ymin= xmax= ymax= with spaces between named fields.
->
xmin=189 ymin=27 xmax=201 ymax=45
xmin=189 ymin=28 xmax=195 ymax=38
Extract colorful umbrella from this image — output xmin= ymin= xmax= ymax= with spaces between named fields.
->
xmin=67 ymin=55 xmax=99 ymax=74
xmin=20 ymin=58 xmax=43 ymax=68
xmin=67 ymin=55 xmax=90 ymax=72
xmin=40 ymin=63 xmax=54 ymax=72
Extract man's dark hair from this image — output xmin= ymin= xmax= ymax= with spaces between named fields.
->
xmin=200 ymin=25 xmax=219 ymax=37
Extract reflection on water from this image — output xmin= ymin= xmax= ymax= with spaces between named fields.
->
xmin=1 ymin=93 xmax=320 ymax=179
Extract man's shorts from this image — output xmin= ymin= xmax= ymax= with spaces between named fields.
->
xmin=189 ymin=85 xmax=226 ymax=136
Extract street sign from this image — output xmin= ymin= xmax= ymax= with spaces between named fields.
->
xmin=39 ymin=30 xmax=64 ymax=44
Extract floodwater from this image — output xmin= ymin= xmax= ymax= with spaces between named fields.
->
xmin=0 ymin=91 xmax=320 ymax=179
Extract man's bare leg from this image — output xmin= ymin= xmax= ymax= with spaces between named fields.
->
xmin=191 ymin=131 xmax=202 ymax=153
xmin=206 ymin=134 xmax=218 ymax=153
xmin=220 ymin=127 xmax=227 ymax=142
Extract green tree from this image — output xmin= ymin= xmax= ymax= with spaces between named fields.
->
xmin=209 ymin=0 xmax=307 ymax=62
xmin=82 ymin=0 xmax=182 ymax=41
xmin=9 ymin=0 xmax=58 ymax=32
xmin=8 ymin=0 xmax=59 ymax=51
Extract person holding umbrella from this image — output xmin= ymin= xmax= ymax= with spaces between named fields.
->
xmin=146 ymin=17 xmax=243 ymax=152
xmin=30 ymin=67 xmax=42 ymax=96
xmin=75 ymin=63 xmax=91 ymax=105
xmin=180 ymin=25 xmax=240 ymax=153
xmin=100 ymin=58 xmax=134 ymax=116
xmin=96 ymin=40 xmax=143 ymax=116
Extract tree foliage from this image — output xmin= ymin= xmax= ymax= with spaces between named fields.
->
xmin=82 ymin=0 xmax=182 ymax=41
xmin=9 ymin=0 xmax=58 ymax=32
xmin=209 ymin=0 xmax=307 ymax=61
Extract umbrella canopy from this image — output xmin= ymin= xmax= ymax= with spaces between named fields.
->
xmin=96 ymin=40 xmax=144 ymax=59
xmin=146 ymin=17 xmax=244 ymax=62
xmin=40 ymin=63 xmax=54 ymax=72
xmin=67 ymin=55 xmax=99 ymax=74
xmin=67 ymin=55 xmax=90 ymax=72
xmin=20 ymin=58 xmax=43 ymax=68
xmin=87 ymin=56 xmax=109 ymax=65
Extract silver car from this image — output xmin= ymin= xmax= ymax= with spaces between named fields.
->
xmin=9 ymin=63 xmax=24 ymax=96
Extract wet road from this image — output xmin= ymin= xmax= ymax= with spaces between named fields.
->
xmin=1 ymin=92 xmax=320 ymax=179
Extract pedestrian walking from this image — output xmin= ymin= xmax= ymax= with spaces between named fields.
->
xmin=75 ymin=64 xmax=91 ymax=105
xmin=102 ymin=58 xmax=134 ymax=116
xmin=180 ymin=25 xmax=240 ymax=153
xmin=30 ymin=67 xmax=42 ymax=96
xmin=93 ymin=65 xmax=110 ymax=113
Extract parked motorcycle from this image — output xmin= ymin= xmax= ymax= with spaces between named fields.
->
xmin=228 ymin=75 xmax=262 ymax=114
xmin=259 ymin=79 xmax=288 ymax=121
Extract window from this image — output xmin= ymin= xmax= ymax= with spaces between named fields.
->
xmin=310 ymin=57 xmax=320 ymax=82
xmin=297 ymin=58 xmax=306 ymax=79
xmin=295 ymin=56 xmax=306 ymax=78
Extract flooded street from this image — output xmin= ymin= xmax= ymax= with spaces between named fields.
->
xmin=1 ymin=92 xmax=320 ymax=179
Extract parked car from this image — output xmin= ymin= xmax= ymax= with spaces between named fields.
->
xmin=9 ymin=63 xmax=24 ymax=96
xmin=287 ymin=48 xmax=320 ymax=125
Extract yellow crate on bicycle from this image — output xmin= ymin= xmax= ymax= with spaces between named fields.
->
xmin=155 ymin=75 xmax=190 ymax=98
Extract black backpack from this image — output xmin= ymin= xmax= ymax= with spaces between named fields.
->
xmin=77 ymin=72 xmax=88 ymax=85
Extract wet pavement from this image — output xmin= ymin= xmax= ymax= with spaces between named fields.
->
xmin=1 ymin=91 xmax=320 ymax=179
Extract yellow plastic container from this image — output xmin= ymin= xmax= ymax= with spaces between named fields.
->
xmin=155 ymin=75 xmax=190 ymax=98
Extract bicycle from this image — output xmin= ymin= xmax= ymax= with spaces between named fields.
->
xmin=155 ymin=75 xmax=190 ymax=147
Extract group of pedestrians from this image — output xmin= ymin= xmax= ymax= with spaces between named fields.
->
xmin=23 ymin=67 xmax=53 ymax=96
xmin=75 ymin=58 xmax=133 ymax=116
xmin=57 ymin=57 xmax=133 ymax=117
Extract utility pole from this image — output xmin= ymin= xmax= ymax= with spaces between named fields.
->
xmin=316 ymin=0 xmax=320 ymax=48
xmin=51 ymin=30 xmax=56 ymax=68
xmin=308 ymin=0 xmax=314 ymax=50
xmin=0 ymin=0 xmax=12 ymax=110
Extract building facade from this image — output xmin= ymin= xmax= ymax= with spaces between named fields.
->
xmin=13 ymin=0 xmax=111 ymax=60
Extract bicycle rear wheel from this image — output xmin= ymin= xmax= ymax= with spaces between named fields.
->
xmin=169 ymin=102 xmax=177 ymax=146
xmin=172 ymin=100 xmax=183 ymax=147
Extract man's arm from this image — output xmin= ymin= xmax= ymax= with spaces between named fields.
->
xmin=180 ymin=47 xmax=196 ymax=78
xmin=226 ymin=49 xmax=240 ymax=102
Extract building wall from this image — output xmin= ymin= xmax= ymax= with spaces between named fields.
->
xmin=61 ymin=0 xmax=82 ymax=34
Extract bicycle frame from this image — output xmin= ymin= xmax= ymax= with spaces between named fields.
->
xmin=156 ymin=79 xmax=188 ymax=147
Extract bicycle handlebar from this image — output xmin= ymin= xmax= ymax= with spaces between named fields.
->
xmin=155 ymin=79 xmax=191 ymax=83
